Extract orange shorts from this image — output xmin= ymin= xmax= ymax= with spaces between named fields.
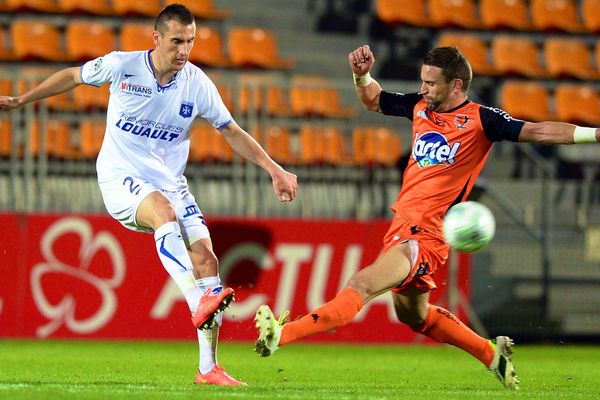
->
xmin=382 ymin=215 xmax=449 ymax=293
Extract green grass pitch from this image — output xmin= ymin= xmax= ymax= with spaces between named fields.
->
xmin=1 ymin=339 xmax=599 ymax=399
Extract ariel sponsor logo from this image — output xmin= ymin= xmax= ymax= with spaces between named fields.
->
xmin=412 ymin=131 xmax=461 ymax=167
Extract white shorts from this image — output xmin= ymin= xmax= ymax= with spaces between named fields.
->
xmin=98 ymin=174 xmax=210 ymax=247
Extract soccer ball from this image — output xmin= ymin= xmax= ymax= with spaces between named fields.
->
xmin=442 ymin=201 xmax=495 ymax=252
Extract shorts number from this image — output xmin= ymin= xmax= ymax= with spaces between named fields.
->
xmin=122 ymin=176 xmax=141 ymax=195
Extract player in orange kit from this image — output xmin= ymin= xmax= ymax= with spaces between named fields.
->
xmin=253 ymin=45 xmax=600 ymax=389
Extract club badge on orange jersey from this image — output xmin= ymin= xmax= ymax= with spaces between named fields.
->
xmin=453 ymin=114 xmax=472 ymax=129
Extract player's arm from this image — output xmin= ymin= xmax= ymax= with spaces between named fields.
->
xmin=220 ymin=121 xmax=298 ymax=202
xmin=0 ymin=67 xmax=82 ymax=110
xmin=518 ymin=121 xmax=599 ymax=145
xmin=348 ymin=45 xmax=383 ymax=112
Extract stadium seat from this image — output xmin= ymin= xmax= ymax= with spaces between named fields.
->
xmin=0 ymin=27 xmax=14 ymax=61
xmin=492 ymin=36 xmax=549 ymax=78
xmin=189 ymin=26 xmax=229 ymax=68
xmin=264 ymin=126 xmax=293 ymax=165
xmin=0 ymin=119 xmax=11 ymax=158
xmin=66 ymin=21 xmax=115 ymax=61
xmin=79 ymin=120 xmax=105 ymax=159
xmin=58 ymin=0 xmax=114 ymax=15
xmin=289 ymin=75 xmax=327 ymax=117
xmin=582 ymin=0 xmax=600 ymax=33
xmin=322 ymin=126 xmax=349 ymax=166
xmin=238 ymin=85 xmax=263 ymax=116
xmin=530 ymin=0 xmax=585 ymax=32
xmin=544 ymin=38 xmax=599 ymax=80
xmin=374 ymin=0 xmax=430 ymax=27
xmin=480 ymin=0 xmax=531 ymax=31
xmin=427 ymin=0 xmax=483 ymax=29
xmin=73 ymin=84 xmax=110 ymax=111
xmin=6 ymin=0 xmax=60 ymax=13
xmin=46 ymin=120 xmax=76 ymax=159
xmin=353 ymin=126 xmax=401 ymax=167
xmin=45 ymin=91 xmax=75 ymax=111
xmin=11 ymin=21 xmax=68 ymax=61
xmin=227 ymin=28 xmax=294 ymax=69
xmin=219 ymin=86 xmax=236 ymax=114
xmin=299 ymin=125 xmax=323 ymax=165
xmin=500 ymin=81 xmax=553 ymax=122
xmin=119 ymin=23 xmax=155 ymax=52
xmin=111 ymin=0 xmax=161 ymax=17
xmin=315 ymin=88 xmax=355 ymax=119
xmin=175 ymin=0 xmax=230 ymax=20
xmin=265 ymin=86 xmax=291 ymax=117
xmin=554 ymin=84 xmax=600 ymax=125
xmin=189 ymin=123 xmax=232 ymax=163
xmin=437 ymin=33 xmax=497 ymax=76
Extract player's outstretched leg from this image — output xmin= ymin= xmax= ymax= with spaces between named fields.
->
xmin=192 ymin=287 xmax=235 ymax=330
xmin=254 ymin=305 xmax=288 ymax=357
xmin=488 ymin=336 xmax=519 ymax=390
xmin=194 ymin=365 xmax=246 ymax=386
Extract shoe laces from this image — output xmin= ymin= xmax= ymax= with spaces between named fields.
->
xmin=278 ymin=310 xmax=290 ymax=326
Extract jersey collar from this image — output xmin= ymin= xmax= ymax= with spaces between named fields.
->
xmin=146 ymin=50 xmax=180 ymax=93
xmin=440 ymin=99 xmax=471 ymax=114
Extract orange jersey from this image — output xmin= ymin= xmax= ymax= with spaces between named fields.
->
xmin=380 ymin=92 xmax=524 ymax=245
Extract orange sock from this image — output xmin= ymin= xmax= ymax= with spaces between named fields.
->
xmin=414 ymin=305 xmax=494 ymax=367
xmin=280 ymin=287 xmax=363 ymax=345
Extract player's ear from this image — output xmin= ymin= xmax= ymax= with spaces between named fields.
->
xmin=153 ymin=30 xmax=160 ymax=47
xmin=452 ymin=78 xmax=464 ymax=93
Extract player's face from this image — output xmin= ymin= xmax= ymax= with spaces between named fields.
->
xmin=419 ymin=65 xmax=456 ymax=112
xmin=155 ymin=20 xmax=195 ymax=71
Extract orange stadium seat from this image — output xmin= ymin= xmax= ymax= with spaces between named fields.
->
xmin=595 ymin=41 xmax=600 ymax=75
xmin=237 ymin=85 xmax=263 ymax=116
xmin=582 ymin=0 xmax=600 ymax=33
xmin=264 ymin=126 xmax=293 ymax=165
xmin=322 ymin=126 xmax=349 ymax=166
xmin=427 ymin=0 xmax=483 ymax=29
xmin=480 ymin=0 xmax=531 ymax=31
xmin=45 ymin=91 xmax=74 ymax=111
xmin=66 ymin=21 xmax=115 ymax=62
xmin=11 ymin=21 xmax=67 ymax=61
xmin=352 ymin=126 xmax=401 ymax=167
xmin=299 ymin=125 xmax=322 ymax=165
xmin=0 ymin=119 xmax=11 ymax=158
xmin=189 ymin=123 xmax=232 ymax=163
xmin=265 ymin=86 xmax=291 ymax=117
xmin=112 ymin=0 xmax=161 ymax=17
xmin=437 ymin=33 xmax=496 ymax=76
xmin=544 ymin=38 xmax=599 ymax=80
xmin=375 ymin=0 xmax=430 ymax=27
xmin=175 ymin=0 xmax=231 ymax=20
xmin=289 ymin=75 xmax=327 ymax=117
xmin=0 ymin=27 xmax=14 ymax=61
xmin=500 ymin=81 xmax=553 ymax=121
xmin=6 ymin=0 xmax=60 ymax=13
xmin=491 ymin=35 xmax=549 ymax=78
xmin=58 ymin=0 xmax=114 ymax=15
xmin=46 ymin=120 xmax=76 ymax=159
xmin=119 ymin=23 xmax=155 ymax=52
xmin=555 ymin=84 xmax=600 ymax=125
xmin=73 ymin=84 xmax=110 ymax=111
xmin=314 ymin=88 xmax=355 ymax=119
xmin=228 ymin=28 xmax=294 ymax=69
xmin=189 ymin=26 xmax=229 ymax=68
xmin=79 ymin=120 xmax=105 ymax=159
xmin=531 ymin=0 xmax=585 ymax=32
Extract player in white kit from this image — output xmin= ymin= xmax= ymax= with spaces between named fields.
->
xmin=0 ymin=4 xmax=298 ymax=386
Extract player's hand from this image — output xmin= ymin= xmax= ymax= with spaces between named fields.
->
xmin=348 ymin=45 xmax=375 ymax=76
xmin=272 ymin=169 xmax=298 ymax=202
xmin=0 ymin=96 xmax=23 ymax=110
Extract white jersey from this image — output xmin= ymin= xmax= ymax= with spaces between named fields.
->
xmin=80 ymin=50 xmax=232 ymax=191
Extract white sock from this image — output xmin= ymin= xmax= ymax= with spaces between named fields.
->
xmin=196 ymin=276 xmax=223 ymax=373
xmin=153 ymin=222 xmax=201 ymax=313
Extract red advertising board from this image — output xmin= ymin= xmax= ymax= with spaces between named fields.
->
xmin=0 ymin=213 xmax=470 ymax=343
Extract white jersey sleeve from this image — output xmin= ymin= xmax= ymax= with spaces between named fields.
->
xmin=80 ymin=52 xmax=121 ymax=88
